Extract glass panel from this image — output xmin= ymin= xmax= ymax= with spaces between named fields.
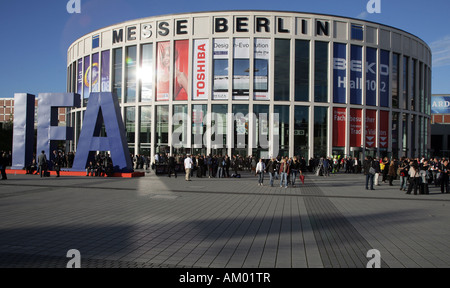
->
xmin=294 ymin=106 xmax=309 ymax=158
xmin=253 ymin=105 xmax=270 ymax=158
xmin=411 ymin=59 xmax=416 ymax=111
xmin=125 ymin=46 xmax=137 ymax=103
xmin=125 ymin=107 xmax=135 ymax=144
xmin=402 ymin=56 xmax=409 ymax=110
xmin=139 ymin=106 xmax=151 ymax=144
xmin=402 ymin=113 xmax=408 ymax=157
xmin=274 ymin=105 xmax=290 ymax=157
xmin=211 ymin=104 xmax=228 ymax=150
xmin=233 ymin=104 xmax=249 ymax=153
xmin=274 ymin=39 xmax=290 ymax=101
xmin=314 ymin=106 xmax=328 ymax=157
xmin=392 ymin=53 xmax=400 ymax=109
xmin=295 ymin=40 xmax=310 ymax=102
xmin=351 ymin=24 xmax=364 ymax=41
xmin=173 ymin=105 xmax=188 ymax=151
xmin=113 ymin=48 xmax=123 ymax=103
xmin=315 ymin=41 xmax=329 ymax=103
xmin=140 ymin=44 xmax=153 ymax=102
xmin=392 ymin=112 xmax=399 ymax=159
xmin=192 ymin=104 xmax=207 ymax=149
xmin=155 ymin=106 xmax=169 ymax=152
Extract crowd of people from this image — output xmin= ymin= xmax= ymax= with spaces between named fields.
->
xmin=363 ymin=156 xmax=450 ymax=195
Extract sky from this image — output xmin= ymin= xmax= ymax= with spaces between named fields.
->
xmin=0 ymin=0 xmax=450 ymax=98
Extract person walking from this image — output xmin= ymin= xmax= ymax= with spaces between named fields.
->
xmin=37 ymin=150 xmax=48 ymax=178
xmin=406 ymin=161 xmax=420 ymax=195
xmin=419 ymin=160 xmax=430 ymax=195
xmin=266 ymin=157 xmax=276 ymax=187
xmin=279 ymin=158 xmax=290 ymax=188
xmin=1 ymin=152 xmax=8 ymax=180
xmin=439 ymin=159 xmax=450 ymax=194
xmin=256 ymin=158 xmax=266 ymax=186
xmin=388 ymin=160 xmax=396 ymax=186
xmin=184 ymin=154 xmax=193 ymax=181
xmin=168 ymin=154 xmax=177 ymax=178
xmin=363 ymin=156 xmax=375 ymax=190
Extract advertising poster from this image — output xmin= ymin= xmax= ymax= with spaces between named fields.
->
xmin=156 ymin=41 xmax=171 ymax=101
xmin=193 ymin=39 xmax=209 ymax=101
xmin=333 ymin=43 xmax=346 ymax=104
xmin=91 ymin=53 xmax=100 ymax=93
xmin=379 ymin=110 xmax=389 ymax=148
xmin=350 ymin=108 xmax=362 ymax=147
xmin=77 ymin=59 xmax=83 ymax=95
xmin=254 ymin=38 xmax=270 ymax=101
xmin=366 ymin=47 xmax=377 ymax=106
xmin=213 ymin=39 xmax=229 ymax=100
xmin=365 ymin=109 xmax=377 ymax=148
xmin=174 ymin=40 xmax=189 ymax=101
xmin=380 ymin=50 xmax=390 ymax=107
xmin=350 ymin=45 xmax=362 ymax=105
xmin=333 ymin=107 xmax=346 ymax=147
xmin=233 ymin=38 xmax=250 ymax=100
xmin=101 ymin=50 xmax=110 ymax=92
xmin=83 ymin=56 xmax=90 ymax=99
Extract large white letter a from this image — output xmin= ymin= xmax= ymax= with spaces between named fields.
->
xmin=366 ymin=0 xmax=381 ymax=14
xmin=67 ymin=0 xmax=81 ymax=14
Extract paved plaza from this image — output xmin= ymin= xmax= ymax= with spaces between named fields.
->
xmin=0 ymin=170 xmax=449 ymax=268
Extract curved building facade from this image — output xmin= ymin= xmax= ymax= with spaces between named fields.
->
xmin=66 ymin=10 xmax=432 ymax=161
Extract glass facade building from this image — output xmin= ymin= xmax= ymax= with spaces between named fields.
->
xmin=67 ymin=11 xmax=432 ymax=161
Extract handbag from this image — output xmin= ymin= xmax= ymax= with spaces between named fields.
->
xmin=369 ymin=167 xmax=376 ymax=175
xmin=299 ymin=174 xmax=305 ymax=184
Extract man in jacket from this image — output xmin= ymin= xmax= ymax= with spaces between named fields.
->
xmin=363 ymin=156 xmax=375 ymax=190
xmin=279 ymin=159 xmax=290 ymax=188
xmin=37 ymin=151 xmax=48 ymax=178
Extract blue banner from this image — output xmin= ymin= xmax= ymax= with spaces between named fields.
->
xmin=333 ymin=43 xmax=346 ymax=104
xmin=350 ymin=45 xmax=362 ymax=105
xmin=380 ymin=50 xmax=390 ymax=107
xmin=431 ymin=96 xmax=450 ymax=114
xmin=366 ymin=47 xmax=377 ymax=106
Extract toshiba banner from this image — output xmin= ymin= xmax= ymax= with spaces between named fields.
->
xmin=193 ymin=39 xmax=209 ymax=100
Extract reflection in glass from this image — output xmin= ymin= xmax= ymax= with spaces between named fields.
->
xmin=274 ymin=39 xmax=290 ymax=101
xmin=314 ymin=106 xmax=328 ymax=157
xmin=295 ymin=40 xmax=310 ymax=102
xmin=315 ymin=41 xmax=328 ymax=103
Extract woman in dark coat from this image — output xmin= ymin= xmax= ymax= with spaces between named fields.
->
xmin=387 ymin=160 xmax=396 ymax=186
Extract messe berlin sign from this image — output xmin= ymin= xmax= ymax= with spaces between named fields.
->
xmin=11 ymin=92 xmax=133 ymax=172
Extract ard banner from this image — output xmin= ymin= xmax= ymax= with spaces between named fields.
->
xmin=77 ymin=58 xmax=83 ymax=95
xmin=333 ymin=107 xmax=346 ymax=147
xmin=101 ymin=50 xmax=110 ymax=92
xmin=83 ymin=55 xmax=90 ymax=99
xmin=193 ymin=39 xmax=209 ymax=101
xmin=91 ymin=53 xmax=100 ymax=93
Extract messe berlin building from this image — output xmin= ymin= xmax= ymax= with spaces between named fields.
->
xmin=66 ymin=10 xmax=432 ymax=161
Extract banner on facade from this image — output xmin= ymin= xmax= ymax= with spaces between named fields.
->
xmin=193 ymin=39 xmax=209 ymax=100
xmin=333 ymin=107 xmax=346 ymax=147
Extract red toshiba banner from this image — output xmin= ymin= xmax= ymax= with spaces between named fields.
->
xmin=365 ymin=109 xmax=377 ymax=148
xmin=379 ymin=110 xmax=389 ymax=148
xmin=333 ymin=107 xmax=346 ymax=147
xmin=350 ymin=108 xmax=362 ymax=147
